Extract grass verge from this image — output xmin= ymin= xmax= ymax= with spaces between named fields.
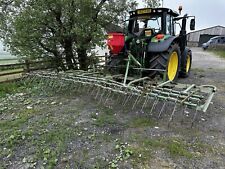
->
xmin=0 ymin=82 xmax=22 ymax=97
xmin=209 ymin=49 xmax=225 ymax=59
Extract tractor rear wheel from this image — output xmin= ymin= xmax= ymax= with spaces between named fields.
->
xmin=106 ymin=56 xmax=125 ymax=75
xmin=148 ymin=43 xmax=181 ymax=81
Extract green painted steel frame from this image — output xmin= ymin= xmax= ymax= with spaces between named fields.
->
xmin=26 ymin=70 xmax=217 ymax=113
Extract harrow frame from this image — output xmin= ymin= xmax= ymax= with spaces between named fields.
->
xmin=26 ymin=69 xmax=216 ymax=113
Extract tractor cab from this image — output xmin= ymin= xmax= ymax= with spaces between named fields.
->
xmin=127 ymin=8 xmax=179 ymax=38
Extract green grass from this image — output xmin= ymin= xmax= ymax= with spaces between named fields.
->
xmin=128 ymin=117 xmax=156 ymax=128
xmin=94 ymin=107 xmax=117 ymax=127
xmin=209 ymin=49 xmax=225 ymax=59
xmin=0 ymin=82 xmax=22 ymax=97
xmin=0 ymin=106 xmax=80 ymax=168
xmin=128 ymin=134 xmax=215 ymax=167
xmin=142 ymin=138 xmax=193 ymax=158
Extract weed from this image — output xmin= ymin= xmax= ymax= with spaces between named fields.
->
xmin=109 ymin=142 xmax=133 ymax=168
xmin=0 ymin=82 xmax=21 ymax=97
xmin=166 ymin=140 xmax=193 ymax=158
xmin=129 ymin=135 xmax=196 ymax=162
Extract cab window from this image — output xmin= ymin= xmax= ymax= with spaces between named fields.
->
xmin=166 ymin=15 xmax=173 ymax=35
xmin=129 ymin=15 xmax=162 ymax=35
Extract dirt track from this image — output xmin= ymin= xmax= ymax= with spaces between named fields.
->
xmin=1 ymin=48 xmax=225 ymax=168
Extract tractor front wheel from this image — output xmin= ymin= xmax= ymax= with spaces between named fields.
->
xmin=179 ymin=49 xmax=192 ymax=78
xmin=148 ymin=43 xmax=181 ymax=81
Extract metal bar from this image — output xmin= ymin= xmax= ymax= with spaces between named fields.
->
xmin=129 ymin=52 xmax=142 ymax=67
xmin=180 ymin=89 xmax=200 ymax=104
xmin=157 ymin=80 xmax=172 ymax=87
xmin=132 ymin=68 xmax=166 ymax=72
xmin=183 ymin=84 xmax=196 ymax=93
xmin=127 ymin=77 xmax=149 ymax=87
xmin=123 ymin=55 xmax=131 ymax=86
xmin=202 ymin=92 xmax=215 ymax=112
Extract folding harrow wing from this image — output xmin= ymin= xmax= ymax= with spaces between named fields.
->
xmin=25 ymin=70 xmax=216 ymax=114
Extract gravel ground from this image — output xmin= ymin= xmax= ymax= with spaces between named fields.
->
xmin=0 ymin=48 xmax=225 ymax=169
xmin=191 ymin=47 xmax=225 ymax=69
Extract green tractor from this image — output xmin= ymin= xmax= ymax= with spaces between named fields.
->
xmin=107 ymin=7 xmax=196 ymax=82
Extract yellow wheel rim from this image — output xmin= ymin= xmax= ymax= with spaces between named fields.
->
xmin=167 ymin=51 xmax=179 ymax=81
xmin=186 ymin=54 xmax=191 ymax=73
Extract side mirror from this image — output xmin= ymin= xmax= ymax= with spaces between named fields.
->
xmin=190 ymin=19 xmax=195 ymax=30
xmin=134 ymin=22 xmax=139 ymax=33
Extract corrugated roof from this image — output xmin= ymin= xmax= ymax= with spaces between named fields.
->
xmin=188 ymin=25 xmax=225 ymax=34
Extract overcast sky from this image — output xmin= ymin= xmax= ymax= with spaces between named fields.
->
xmin=140 ymin=0 xmax=225 ymax=30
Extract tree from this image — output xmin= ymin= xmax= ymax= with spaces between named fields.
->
xmin=143 ymin=0 xmax=161 ymax=8
xmin=0 ymin=0 xmax=137 ymax=70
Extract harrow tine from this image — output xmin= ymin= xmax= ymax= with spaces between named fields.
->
xmin=104 ymin=90 xmax=112 ymax=104
xmin=122 ymin=92 xmax=130 ymax=105
xmin=110 ymin=91 xmax=116 ymax=100
xmin=132 ymin=95 xmax=141 ymax=110
xmin=77 ymin=82 xmax=83 ymax=92
xmin=180 ymin=105 xmax=188 ymax=124
xmin=95 ymin=87 xmax=101 ymax=99
xmin=122 ymin=94 xmax=130 ymax=106
xmin=116 ymin=92 xmax=123 ymax=103
xmin=191 ymin=101 xmax=200 ymax=128
xmin=91 ymin=85 xmax=97 ymax=96
xmin=168 ymin=102 xmax=177 ymax=127
xmin=123 ymin=93 xmax=134 ymax=106
xmin=87 ymin=84 xmax=94 ymax=93
xmin=150 ymin=98 xmax=159 ymax=115
xmin=99 ymin=89 xmax=107 ymax=104
xmin=158 ymin=102 xmax=166 ymax=119
xmin=141 ymin=94 xmax=149 ymax=111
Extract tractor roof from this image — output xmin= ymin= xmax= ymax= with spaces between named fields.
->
xmin=129 ymin=8 xmax=179 ymax=17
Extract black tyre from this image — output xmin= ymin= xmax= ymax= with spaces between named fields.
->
xmin=147 ymin=43 xmax=181 ymax=81
xmin=179 ymin=49 xmax=192 ymax=78
xmin=106 ymin=56 xmax=126 ymax=75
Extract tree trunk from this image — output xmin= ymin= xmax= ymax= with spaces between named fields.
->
xmin=64 ymin=38 xmax=74 ymax=70
xmin=77 ymin=48 xmax=88 ymax=70
xmin=55 ymin=55 xmax=66 ymax=71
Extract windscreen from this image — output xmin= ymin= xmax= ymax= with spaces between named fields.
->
xmin=129 ymin=15 xmax=162 ymax=35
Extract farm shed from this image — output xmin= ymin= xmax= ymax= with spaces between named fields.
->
xmin=187 ymin=25 xmax=225 ymax=47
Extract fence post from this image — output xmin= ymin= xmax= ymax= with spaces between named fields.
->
xmin=25 ymin=59 xmax=30 ymax=73
xmin=105 ymin=52 xmax=108 ymax=66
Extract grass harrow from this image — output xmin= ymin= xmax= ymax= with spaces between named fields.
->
xmin=23 ymin=70 xmax=216 ymax=126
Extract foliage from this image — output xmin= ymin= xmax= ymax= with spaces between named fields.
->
xmin=0 ymin=0 xmax=160 ymax=70
xmin=0 ymin=82 xmax=21 ymax=97
xmin=109 ymin=141 xmax=133 ymax=168
xmin=0 ymin=0 xmax=137 ymax=70
xmin=143 ymin=0 xmax=161 ymax=7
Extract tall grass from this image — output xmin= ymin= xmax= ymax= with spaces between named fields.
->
xmin=208 ymin=45 xmax=225 ymax=59
xmin=209 ymin=49 xmax=225 ymax=59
